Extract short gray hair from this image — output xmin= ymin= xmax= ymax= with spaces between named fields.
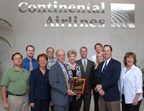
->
xmin=80 ymin=46 xmax=88 ymax=52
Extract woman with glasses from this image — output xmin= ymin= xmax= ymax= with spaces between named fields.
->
xmin=29 ymin=53 xmax=51 ymax=111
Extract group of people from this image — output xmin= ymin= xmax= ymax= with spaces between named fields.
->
xmin=0 ymin=43 xmax=143 ymax=111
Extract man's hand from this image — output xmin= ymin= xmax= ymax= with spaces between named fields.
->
xmin=3 ymin=102 xmax=10 ymax=110
xmin=29 ymin=103 xmax=35 ymax=108
xmin=98 ymin=89 xmax=105 ymax=96
xmin=67 ymin=90 xmax=76 ymax=96
xmin=96 ymin=84 xmax=102 ymax=91
xmin=94 ymin=87 xmax=97 ymax=92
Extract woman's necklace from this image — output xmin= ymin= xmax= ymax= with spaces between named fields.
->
xmin=69 ymin=63 xmax=76 ymax=67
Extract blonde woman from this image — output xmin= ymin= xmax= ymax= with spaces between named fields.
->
xmin=91 ymin=51 xmax=104 ymax=111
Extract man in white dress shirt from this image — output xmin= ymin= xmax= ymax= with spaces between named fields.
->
xmin=90 ymin=43 xmax=103 ymax=63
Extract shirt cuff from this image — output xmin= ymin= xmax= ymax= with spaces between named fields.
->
xmin=136 ymin=89 xmax=143 ymax=93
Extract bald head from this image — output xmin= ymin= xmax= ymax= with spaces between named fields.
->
xmin=56 ymin=50 xmax=65 ymax=64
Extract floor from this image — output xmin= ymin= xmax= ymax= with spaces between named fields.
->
xmin=0 ymin=92 xmax=144 ymax=111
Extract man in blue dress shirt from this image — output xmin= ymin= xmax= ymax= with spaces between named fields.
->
xmin=22 ymin=45 xmax=38 ymax=73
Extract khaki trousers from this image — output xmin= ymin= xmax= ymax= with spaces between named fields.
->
xmin=98 ymin=96 xmax=120 ymax=111
xmin=7 ymin=93 xmax=29 ymax=111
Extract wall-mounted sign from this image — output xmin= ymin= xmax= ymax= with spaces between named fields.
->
xmin=111 ymin=3 xmax=135 ymax=28
xmin=18 ymin=1 xmax=135 ymax=28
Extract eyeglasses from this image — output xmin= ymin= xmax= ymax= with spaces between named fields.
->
xmin=39 ymin=60 xmax=47 ymax=62
xmin=14 ymin=58 xmax=22 ymax=60
xmin=48 ymin=51 xmax=54 ymax=53
xmin=57 ymin=54 xmax=65 ymax=57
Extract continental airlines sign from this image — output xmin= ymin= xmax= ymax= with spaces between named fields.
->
xmin=18 ymin=1 xmax=135 ymax=28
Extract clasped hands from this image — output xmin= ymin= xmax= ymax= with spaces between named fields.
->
xmin=94 ymin=84 xmax=105 ymax=96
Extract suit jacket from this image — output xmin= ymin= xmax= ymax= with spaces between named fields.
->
xmin=29 ymin=68 xmax=51 ymax=103
xmin=76 ymin=59 xmax=94 ymax=93
xmin=49 ymin=61 xmax=71 ymax=106
xmin=95 ymin=58 xmax=121 ymax=101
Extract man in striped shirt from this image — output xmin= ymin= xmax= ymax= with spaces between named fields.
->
xmin=1 ymin=52 xmax=30 ymax=111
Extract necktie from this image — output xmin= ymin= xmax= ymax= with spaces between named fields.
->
xmin=63 ymin=66 xmax=70 ymax=89
xmin=100 ymin=61 xmax=107 ymax=83
xmin=83 ymin=61 xmax=86 ymax=73
xmin=29 ymin=60 xmax=33 ymax=73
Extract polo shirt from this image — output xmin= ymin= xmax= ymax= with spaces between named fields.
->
xmin=1 ymin=67 xmax=30 ymax=94
xmin=22 ymin=57 xmax=38 ymax=72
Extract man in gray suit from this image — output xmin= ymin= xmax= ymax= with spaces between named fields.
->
xmin=49 ymin=50 xmax=76 ymax=111
xmin=75 ymin=47 xmax=95 ymax=111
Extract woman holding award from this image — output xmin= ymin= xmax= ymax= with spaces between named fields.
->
xmin=65 ymin=50 xmax=81 ymax=111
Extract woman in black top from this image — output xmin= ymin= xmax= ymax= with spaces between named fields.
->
xmin=91 ymin=51 xmax=104 ymax=111
xmin=65 ymin=50 xmax=81 ymax=111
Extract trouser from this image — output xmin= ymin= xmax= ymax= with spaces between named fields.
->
xmin=54 ymin=97 xmax=70 ymax=111
xmin=122 ymin=95 xmax=142 ymax=111
xmin=98 ymin=96 xmax=120 ymax=111
xmin=50 ymin=106 xmax=54 ymax=111
xmin=93 ymin=90 xmax=99 ymax=111
xmin=31 ymin=99 xmax=50 ymax=111
xmin=76 ymin=93 xmax=91 ymax=111
xmin=7 ymin=93 xmax=29 ymax=111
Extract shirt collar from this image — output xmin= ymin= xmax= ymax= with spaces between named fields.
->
xmin=124 ymin=64 xmax=135 ymax=71
xmin=58 ymin=61 xmax=64 ymax=68
xmin=25 ymin=57 xmax=36 ymax=61
xmin=48 ymin=57 xmax=56 ymax=61
xmin=105 ymin=58 xmax=111 ymax=65
xmin=12 ymin=66 xmax=24 ymax=72
xmin=81 ymin=58 xmax=87 ymax=62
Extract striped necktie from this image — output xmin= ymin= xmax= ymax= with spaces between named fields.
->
xmin=63 ymin=66 xmax=70 ymax=89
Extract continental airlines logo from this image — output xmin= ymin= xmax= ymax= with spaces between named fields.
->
xmin=18 ymin=1 xmax=135 ymax=28
xmin=111 ymin=3 xmax=135 ymax=28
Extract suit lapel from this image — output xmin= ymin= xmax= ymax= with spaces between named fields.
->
xmin=98 ymin=62 xmax=104 ymax=82
xmin=78 ymin=59 xmax=84 ymax=73
xmin=86 ymin=60 xmax=90 ymax=73
xmin=56 ymin=62 xmax=65 ymax=79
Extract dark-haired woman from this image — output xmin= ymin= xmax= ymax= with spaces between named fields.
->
xmin=120 ymin=52 xmax=143 ymax=111
xmin=29 ymin=53 xmax=51 ymax=111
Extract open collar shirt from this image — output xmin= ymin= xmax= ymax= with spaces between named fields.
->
xmin=120 ymin=64 xmax=143 ymax=103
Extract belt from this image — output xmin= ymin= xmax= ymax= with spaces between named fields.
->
xmin=9 ymin=92 xmax=27 ymax=96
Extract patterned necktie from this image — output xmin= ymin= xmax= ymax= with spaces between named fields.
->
xmin=63 ymin=66 xmax=70 ymax=89
xmin=83 ymin=61 xmax=86 ymax=73
xmin=100 ymin=61 xmax=107 ymax=83
xmin=29 ymin=60 xmax=33 ymax=73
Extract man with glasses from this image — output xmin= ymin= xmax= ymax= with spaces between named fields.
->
xmin=49 ymin=50 xmax=76 ymax=111
xmin=46 ymin=47 xmax=57 ymax=70
xmin=1 ymin=52 xmax=30 ymax=111
xmin=22 ymin=45 xmax=38 ymax=73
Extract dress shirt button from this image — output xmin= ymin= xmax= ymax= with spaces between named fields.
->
xmin=42 ymin=86 xmax=43 ymax=87
xmin=46 ymin=79 xmax=47 ymax=81
xmin=42 ymin=79 xmax=43 ymax=81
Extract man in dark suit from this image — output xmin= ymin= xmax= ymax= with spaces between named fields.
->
xmin=94 ymin=45 xmax=121 ymax=111
xmin=49 ymin=50 xmax=76 ymax=111
xmin=75 ymin=47 xmax=94 ymax=111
